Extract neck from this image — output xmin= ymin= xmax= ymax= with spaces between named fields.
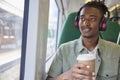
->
xmin=82 ymin=36 xmax=99 ymax=51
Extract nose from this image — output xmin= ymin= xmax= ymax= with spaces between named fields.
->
xmin=83 ymin=20 xmax=90 ymax=26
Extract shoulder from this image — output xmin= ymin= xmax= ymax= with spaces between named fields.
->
xmin=59 ymin=39 xmax=79 ymax=50
xmin=101 ymin=39 xmax=120 ymax=48
xmin=100 ymin=39 xmax=120 ymax=57
xmin=56 ymin=38 xmax=80 ymax=56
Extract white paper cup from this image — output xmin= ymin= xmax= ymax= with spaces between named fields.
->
xmin=77 ymin=54 xmax=96 ymax=72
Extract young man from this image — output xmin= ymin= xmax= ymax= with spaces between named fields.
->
xmin=47 ymin=1 xmax=120 ymax=80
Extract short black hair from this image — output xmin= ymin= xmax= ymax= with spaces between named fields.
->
xmin=77 ymin=1 xmax=109 ymax=17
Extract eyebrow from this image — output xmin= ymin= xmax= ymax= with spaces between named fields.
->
xmin=80 ymin=15 xmax=97 ymax=18
xmin=89 ymin=15 xmax=97 ymax=18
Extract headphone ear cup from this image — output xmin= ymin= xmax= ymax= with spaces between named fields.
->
xmin=99 ymin=17 xmax=108 ymax=31
xmin=74 ymin=16 xmax=79 ymax=29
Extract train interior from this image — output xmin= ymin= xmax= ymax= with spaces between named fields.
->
xmin=0 ymin=0 xmax=120 ymax=80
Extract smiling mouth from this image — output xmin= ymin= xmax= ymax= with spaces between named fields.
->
xmin=82 ymin=28 xmax=91 ymax=33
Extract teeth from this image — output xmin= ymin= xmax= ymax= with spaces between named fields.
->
xmin=83 ymin=28 xmax=89 ymax=32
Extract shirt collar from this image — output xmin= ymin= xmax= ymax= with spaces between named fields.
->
xmin=75 ymin=36 xmax=85 ymax=54
xmin=97 ymin=37 xmax=105 ymax=54
xmin=76 ymin=36 xmax=104 ymax=54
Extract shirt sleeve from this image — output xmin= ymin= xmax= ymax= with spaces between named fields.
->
xmin=47 ymin=47 xmax=63 ymax=77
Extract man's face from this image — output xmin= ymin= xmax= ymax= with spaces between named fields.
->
xmin=79 ymin=7 xmax=102 ymax=38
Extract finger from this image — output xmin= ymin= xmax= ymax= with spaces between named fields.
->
xmin=72 ymin=67 xmax=92 ymax=76
xmin=75 ymin=63 xmax=92 ymax=71
xmin=72 ymin=73 xmax=90 ymax=79
xmin=72 ymin=69 xmax=94 ymax=80
xmin=75 ymin=63 xmax=87 ymax=69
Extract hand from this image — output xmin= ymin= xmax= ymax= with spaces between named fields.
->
xmin=71 ymin=63 xmax=95 ymax=80
xmin=56 ymin=63 xmax=95 ymax=80
xmin=56 ymin=70 xmax=73 ymax=80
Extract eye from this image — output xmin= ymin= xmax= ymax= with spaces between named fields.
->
xmin=80 ymin=17 xmax=85 ymax=22
xmin=89 ymin=17 xmax=96 ymax=22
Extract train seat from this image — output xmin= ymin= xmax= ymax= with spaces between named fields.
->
xmin=58 ymin=12 xmax=81 ymax=47
xmin=100 ymin=21 xmax=120 ymax=43
xmin=58 ymin=12 xmax=120 ymax=47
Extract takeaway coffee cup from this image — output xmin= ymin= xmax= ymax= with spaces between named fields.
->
xmin=77 ymin=54 xmax=96 ymax=72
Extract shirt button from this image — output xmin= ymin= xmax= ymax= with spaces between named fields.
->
xmin=106 ymin=74 xmax=109 ymax=77
xmin=98 ymin=59 xmax=100 ymax=62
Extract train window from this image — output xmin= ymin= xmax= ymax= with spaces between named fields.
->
xmin=0 ymin=0 xmax=24 ymax=80
xmin=46 ymin=0 xmax=59 ymax=59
